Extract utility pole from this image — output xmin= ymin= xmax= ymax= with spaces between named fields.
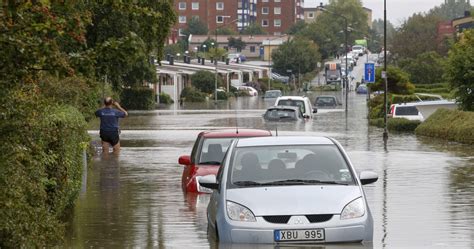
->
xmin=383 ymin=0 xmax=389 ymax=142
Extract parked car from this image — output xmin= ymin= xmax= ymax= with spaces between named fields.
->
xmin=356 ymin=84 xmax=368 ymax=94
xmin=389 ymin=103 xmax=424 ymax=121
xmin=271 ymin=72 xmax=290 ymax=84
xmin=238 ymin=86 xmax=258 ymax=96
xmin=263 ymin=90 xmax=282 ymax=99
xmin=200 ymin=136 xmax=378 ymax=243
xmin=228 ymin=53 xmax=246 ymax=63
xmin=263 ymin=106 xmax=304 ymax=122
xmin=178 ymin=129 xmax=271 ymax=193
xmin=314 ymin=95 xmax=338 ymax=108
xmin=274 ymin=96 xmax=317 ymax=118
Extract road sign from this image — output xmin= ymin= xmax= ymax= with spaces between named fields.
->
xmin=364 ymin=63 xmax=375 ymax=83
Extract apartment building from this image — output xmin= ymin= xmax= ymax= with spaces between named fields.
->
xmin=173 ymin=0 xmax=303 ymax=36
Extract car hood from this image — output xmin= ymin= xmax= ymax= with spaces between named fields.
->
xmin=226 ymin=185 xmax=361 ymax=215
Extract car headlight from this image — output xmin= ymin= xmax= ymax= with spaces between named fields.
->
xmin=226 ymin=201 xmax=256 ymax=222
xmin=340 ymin=197 xmax=365 ymax=220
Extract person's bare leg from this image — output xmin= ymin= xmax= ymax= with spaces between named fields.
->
xmin=112 ymin=141 xmax=121 ymax=155
xmin=101 ymin=141 xmax=111 ymax=158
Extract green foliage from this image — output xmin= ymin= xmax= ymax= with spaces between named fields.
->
xmin=429 ymin=0 xmax=472 ymax=20
xmin=214 ymin=91 xmax=229 ymax=100
xmin=287 ymin=20 xmax=308 ymax=35
xmin=159 ymin=92 xmax=174 ymax=104
xmin=120 ymin=87 xmax=156 ymax=110
xmin=399 ymin=51 xmax=446 ymax=84
xmin=183 ymin=16 xmax=208 ymax=36
xmin=258 ymin=78 xmax=291 ymax=93
xmin=272 ymin=38 xmax=321 ymax=76
xmin=368 ymin=117 xmax=421 ymax=132
xmin=370 ymin=66 xmax=415 ymax=94
xmin=191 ymin=70 xmax=222 ymax=94
xmin=0 ymin=93 xmax=89 ymax=247
xmin=240 ymin=23 xmax=267 ymax=35
xmin=390 ymin=13 xmax=443 ymax=60
xmin=180 ymin=86 xmax=207 ymax=102
xmin=369 ymin=19 xmax=396 ymax=53
xmin=416 ymin=108 xmax=474 ymax=144
xmin=228 ymin=37 xmax=246 ymax=51
xmin=445 ymin=30 xmax=474 ymax=111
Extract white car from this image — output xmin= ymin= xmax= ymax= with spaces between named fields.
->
xmin=199 ymin=136 xmax=378 ymax=244
xmin=274 ymin=96 xmax=317 ymax=118
xmin=238 ymin=86 xmax=258 ymax=96
xmin=389 ymin=103 xmax=424 ymax=121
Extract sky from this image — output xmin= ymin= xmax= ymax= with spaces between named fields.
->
xmin=305 ymin=0 xmax=446 ymax=26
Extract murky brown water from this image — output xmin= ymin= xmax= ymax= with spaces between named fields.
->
xmin=66 ymin=66 xmax=474 ymax=248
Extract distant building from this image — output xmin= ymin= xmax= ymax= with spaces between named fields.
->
xmin=437 ymin=20 xmax=455 ymax=42
xmin=452 ymin=11 xmax=474 ymax=35
xmin=303 ymin=7 xmax=322 ymax=23
xmin=363 ymin=7 xmax=372 ymax=28
xmin=255 ymin=0 xmax=304 ymax=35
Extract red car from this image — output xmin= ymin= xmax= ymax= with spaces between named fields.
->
xmin=178 ymin=129 xmax=272 ymax=193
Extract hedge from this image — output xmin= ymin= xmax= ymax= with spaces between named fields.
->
xmin=121 ymin=87 xmax=155 ymax=110
xmin=159 ymin=92 xmax=174 ymax=104
xmin=180 ymin=86 xmax=207 ymax=102
xmin=415 ymin=108 xmax=474 ymax=144
xmin=0 ymin=97 xmax=89 ymax=247
xmin=369 ymin=118 xmax=421 ymax=132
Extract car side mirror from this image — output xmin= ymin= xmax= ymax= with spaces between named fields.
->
xmin=178 ymin=155 xmax=191 ymax=165
xmin=198 ymin=174 xmax=218 ymax=190
xmin=359 ymin=171 xmax=378 ymax=185
xmin=312 ymin=108 xmax=318 ymax=114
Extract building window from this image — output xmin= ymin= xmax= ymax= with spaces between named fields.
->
xmin=179 ymin=2 xmax=186 ymax=10
xmin=274 ymin=7 xmax=281 ymax=15
xmin=250 ymin=46 xmax=256 ymax=53
xmin=308 ymin=12 xmax=314 ymax=18
xmin=262 ymin=7 xmax=269 ymax=14
xmin=216 ymin=2 xmax=224 ymax=10
xmin=262 ymin=0 xmax=268 ymax=2
xmin=274 ymin=0 xmax=281 ymax=2
xmin=274 ymin=19 xmax=281 ymax=27
xmin=179 ymin=16 xmax=186 ymax=23
xmin=216 ymin=16 xmax=224 ymax=23
xmin=262 ymin=19 xmax=269 ymax=27
xmin=192 ymin=2 xmax=199 ymax=10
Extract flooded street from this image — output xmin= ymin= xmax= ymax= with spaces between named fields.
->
xmin=65 ymin=91 xmax=474 ymax=248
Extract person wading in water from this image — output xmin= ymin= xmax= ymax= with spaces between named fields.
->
xmin=95 ymin=97 xmax=128 ymax=155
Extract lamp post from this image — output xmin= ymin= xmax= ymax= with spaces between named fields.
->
xmin=318 ymin=2 xmax=349 ymax=114
xmin=266 ymin=35 xmax=286 ymax=90
xmin=202 ymin=44 xmax=207 ymax=52
xmin=213 ymin=17 xmax=238 ymax=103
xmin=383 ymin=0 xmax=388 ymax=141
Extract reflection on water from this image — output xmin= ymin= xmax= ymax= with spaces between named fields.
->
xmin=67 ymin=93 xmax=474 ymax=248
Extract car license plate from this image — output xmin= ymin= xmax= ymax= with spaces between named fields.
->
xmin=274 ymin=229 xmax=325 ymax=242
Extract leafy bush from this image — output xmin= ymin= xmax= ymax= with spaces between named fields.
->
xmin=180 ymin=86 xmax=207 ymax=102
xmin=213 ymin=91 xmax=229 ymax=100
xmin=257 ymin=77 xmax=291 ymax=92
xmin=120 ymin=87 xmax=155 ymax=110
xmin=387 ymin=118 xmax=421 ymax=132
xmin=191 ymin=70 xmax=223 ymax=94
xmin=416 ymin=108 xmax=474 ymax=144
xmin=399 ymin=51 xmax=446 ymax=84
xmin=0 ymin=93 xmax=89 ymax=247
xmin=159 ymin=92 xmax=174 ymax=104
xmin=370 ymin=66 xmax=415 ymax=94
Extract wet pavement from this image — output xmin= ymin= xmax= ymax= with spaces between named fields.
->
xmin=65 ymin=63 xmax=474 ymax=248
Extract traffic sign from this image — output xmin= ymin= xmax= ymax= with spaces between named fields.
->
xmin=364 ymin=63 xmax=375 ymax=83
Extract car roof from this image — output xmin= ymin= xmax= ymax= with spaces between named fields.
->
xmin=276 ymin=96 xmax=307 ymax=101
xmin=316 ymin=95 xmax=336 ymax=99
xmin=267 ymin=105 xmax=300 ymax=111
xmin=236 ymin=136 xmax=334 ymax=147
xmin=200 ymin=129 xmax=271 ymax=138
xmin=266 ymin=90 xmax=282 ymax=93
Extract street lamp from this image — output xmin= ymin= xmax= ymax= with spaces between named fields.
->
xmin=318 ymin=2 xmax=349 ymax=114
xmin=176 ymin=53 xmax=181 ymax=61
xmin=213 ymin=17 xmax=238 ymax=103
xmin=266 ymin=35 xmax=286 ymax=90
xmin=383 ymin=0 xmax=388 ymax=141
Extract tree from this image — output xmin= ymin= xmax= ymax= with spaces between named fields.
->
xmin=287 ymin=20 xmax=307 ymax=35
xmin=228 ymin=37 xmax=246 ymax=51
xmin=370 ymin=66 xmax=415 ymax=95
xmin=191 ymin=70 xmax=223 ymax=94
xmin=272 ymin=38 xmax=321 ymax=77
xmin=390 ymin=13 xmax=443 ymax=60
xmin=445 ymin=30 xmax=474 ymax=111
xmin=183 ymin=16 xmax=208 ymax=36
xmin=368 ymin=19 xmax=396 ymax=53
xmin=399 ymin=51 xmax=446 ymax=84
xmin=240 ymin=23 xmax=267 ymax=35
xmin=429 ymin=0 xmax=472 ymax=20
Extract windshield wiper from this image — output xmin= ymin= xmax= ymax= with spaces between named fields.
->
xmin=233 ymin=181 xmax=263 ymax=186
xmin=199 ymin=161 xmax=221 ymax=165
xmin=262 ymin=179 xmax=349 ymax=186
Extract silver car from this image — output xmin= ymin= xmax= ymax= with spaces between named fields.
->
xmin=200 ymin=136 xmax=378 ymax=244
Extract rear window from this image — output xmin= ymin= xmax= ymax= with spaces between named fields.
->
xmin=277 ymin=99 xmax=305 ymax=113
xmin=395 ymin=106 xmax=419 ymax=116
xmin=264 ymin=109 xmax=297 ymax=120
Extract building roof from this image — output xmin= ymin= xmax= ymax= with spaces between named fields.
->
xmin=189 ymin=35 xmax=291 ymax=44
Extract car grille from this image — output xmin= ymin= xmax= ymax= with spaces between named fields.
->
xmin=263 ymin=215 xmax=291 ymax=224
xmin=263 ymin=214 xmax=333 ymax=224
xmin=306 ymin=214 xmax=333 ymax=223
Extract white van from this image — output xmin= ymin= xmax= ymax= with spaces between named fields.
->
xmin=389 ymin=103 xmax=424 ymax=121
xmin=274 ymin=96 xmax=317 ymax=118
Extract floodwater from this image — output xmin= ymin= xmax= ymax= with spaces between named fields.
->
xmin=65 ymin=66 xmax=473 ymax=249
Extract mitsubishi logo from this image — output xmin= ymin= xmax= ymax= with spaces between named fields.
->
xmin=294 ymin=218 xmax=303 ymax=224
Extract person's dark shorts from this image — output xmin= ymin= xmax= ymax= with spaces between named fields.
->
xmin=100 ymin=130 xmax=120 ymax=146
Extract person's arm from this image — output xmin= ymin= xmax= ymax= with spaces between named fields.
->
xmin=113 ymin=101 xmax=128 ymax=117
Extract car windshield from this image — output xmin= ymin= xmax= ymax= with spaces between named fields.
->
xmin=228 ymin=145 xmax=354 ymax=188
xmin=265 ymin=91 xmax=281 ymax=98
xmin=277 ymin=99 xmax=305 ymax=113
xmin=316 ymin=97 xmax=336 ymax=106
xmin=198 ymin=138 xmax=233 ymax=165
xmin=264 ymin=109 xmax=297 ymax=120
xmin=395 ymin=106 xmax=419 ymax=116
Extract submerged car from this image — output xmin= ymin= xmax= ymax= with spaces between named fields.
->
xmin=264 ymin=90 xmax=283 ymax=99
xmin=389 ymin=103 xmax=424 ymax=121
xmin=314 ymin=96 xmax=338 ymax=108
xmin=178 ymin=129 xmax=271 ymax=193
xmin=200 ymin=136 xmax=378 ymax=244
xmin=263 ymin=106 xmax=304 ymax=122
xmin=356 ymin=84 xmax=368 ymax=94
xmin=274 ymin=96 xmax=317 ymax=118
